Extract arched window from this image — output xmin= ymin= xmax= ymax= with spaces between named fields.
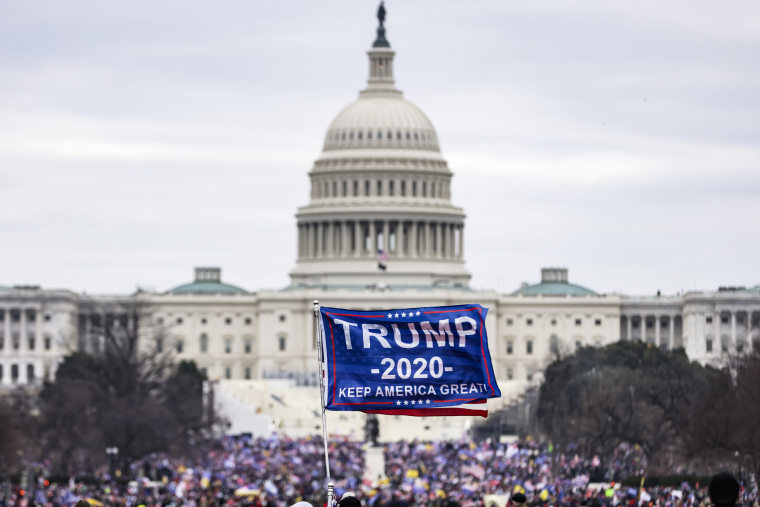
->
xmin=200 ymin=333 xmax=208 ymax=353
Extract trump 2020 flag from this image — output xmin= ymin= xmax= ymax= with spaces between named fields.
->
xmin=319 ymin=304 xmax=501 ymax=417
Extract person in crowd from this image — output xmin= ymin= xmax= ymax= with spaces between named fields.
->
xmin=708 ymin=472 xmax=740 ymax=507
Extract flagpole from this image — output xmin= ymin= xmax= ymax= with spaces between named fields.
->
xmin=313 ymin=299 xmax=335 ymax=507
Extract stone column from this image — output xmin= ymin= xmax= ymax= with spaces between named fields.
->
xmin=369 ymin=221 xmax=376 ymax=253
xmin=316 ymin=223 xmax=323 ymax=258
xmin=626 ymin=315 xmax=632 ymax=341
xmin=342 ymin=221 xmax=349 ymax=257
xmin=436 ymin=223 xmax=443 ymax=258
xmin=410 ymin=221 xmax=417 ymax=258
xmin=458 ymin=224 xmax=464 ymax=259
xmin=449 ymin=224 xmax=455 ymax=259
xmin=425 ymin=222 xmax=432 ymax=258
xmin=731 ymin=311 xmax=737 ymax=351
xmin=669 ymin=315 xmax=675 ymax=349
xmin=398 ymin=222 xmax=405 ymax=257
xmin=354 ymin=221 xmax=361 ymax=257
xmin=20 ymin=309 xmax=26 ymax=353
xmin=714 ymin=311 xmax=721 ymax=352
xmin=383 ymin=221 xmax=390 ymax=253
xmin=655 ymin=315 xmax=661 ymax=347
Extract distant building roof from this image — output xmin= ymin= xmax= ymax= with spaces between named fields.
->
xmin=168 ymin=267 xmax=248 ymax=295
xmin=511 ymin=267 xmax=598 ymax=297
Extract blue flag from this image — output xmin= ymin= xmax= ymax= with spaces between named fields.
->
xmin=319 ymin=304 xmax=501 ymax=417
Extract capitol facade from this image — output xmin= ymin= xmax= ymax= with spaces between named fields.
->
xmin=1 ymin=6 xmax=759 ymax=436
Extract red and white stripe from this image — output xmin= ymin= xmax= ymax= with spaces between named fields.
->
xmin=362 ymin=399 xmax=487 ymax=418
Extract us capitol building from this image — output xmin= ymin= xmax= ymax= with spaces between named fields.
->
xmin=2 ymin=6 xmax=759 ymax=437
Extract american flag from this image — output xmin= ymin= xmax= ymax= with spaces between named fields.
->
xmin=377 ymin=249 xmax=390 ymax=261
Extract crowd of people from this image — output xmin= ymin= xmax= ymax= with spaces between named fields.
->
xmin=0 ymin=435 xmax=756 ymax=507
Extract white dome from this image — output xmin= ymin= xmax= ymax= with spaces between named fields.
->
xmin=322 ymin=95 xmax=440 ymax=152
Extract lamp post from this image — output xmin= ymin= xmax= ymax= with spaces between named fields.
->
xmin=106 ymin=447 xmax=119 ymax=478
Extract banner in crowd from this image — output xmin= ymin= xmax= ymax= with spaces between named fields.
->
xmin=318 ymin=304 xmax=501 ymax=417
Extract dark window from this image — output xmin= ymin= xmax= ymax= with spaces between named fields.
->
xmin=412 ymin=181 xmax=417 ymax=196
xmin=224 ymin=339 xmax=232 ymax=354
xmin=176 ymin=340 xmax=184 ymax=353
xmin=507 ymin=341 xmax=513 ymax=354
xmin=200 ymin=334 xmax=208 ymax=353
xmin=357 ymin=131 xmax=363 ymax=140
xmin=27 ymin=364 xmax=35 ymax=381
xmin=389 ymin=181 xmax=394 ymax=196
xmin=506 ymin=318 xmax=513 ymax=326
xmin=368 ymin=131 xmax=372 ymax=140
xmin=632 ymin=321 xmax=639 ymax=329
xmin=706 ymin=316 xmax=713 ymax=324
xmin=225 ymin=367 xmax=231 ymax=379
xmin=594 ymin=319 xmax=602 ymax=326
xmin=401 ymin=180 xmax=406 ymax=196
xmin=0 ymin=310 xmax=4 ymax=321
xmin=201 ymin=318 xmax=207 ymax=324
xmin=646 ymin=319 xmax=653 ymax=328
xmin=244 ymin=367 xmax=251 ymax=380
xmin=575 ymin=340 xmax=582 ymax=351
xmin=354 ymin=181 xmax=359 ymax=196
xmin=550 ymin=319 xmax=557 ymax=326
xmin=706 ymin=339 xmax=713 ymax=352
xmin=721 ymin=316 xmax=729 ymax=324
xmin=526 ymin=319 xmax=533 ymax=326
xmin=44 ymin=336 xmax=51 ymax=350
xmin=575 ymin=319 xmax=582 ymax=326
xmin=405 ymin=132 xmax=410 ymax=140
xmin=157 ymin=317 xmax=164 ymax=325
xmin=11 ymin=364 xmax=19 ymax=383
xmin=506 ymin=368 xmax=513 ymax=380
xmin=279 ymin=336 xmax=287 ymax=351
xmin=26 ymin=309 xmax=36 ymax=321
xmin=245 ymin=340 xmax=252 ymax=354
xmin=225 ymin=317 xmax=232 ymax=325
xmin=526 ymin=340 xmax=533 ymax=354
xmin=377 ymin=180 xmax=382 ymax=195
xmin=527 ymin=371 xmax=533 ymax=382
xmin=0 ymin=335 xmax=4 ymax=349
xmin=342 ymin=181 xmax=347 ymax=196
xmin=11 ymin=310 xmax=20 ymax=322
xmin=397 ymin=131 xmax=401 ymax=140
xmin=44 ymin=314 xmax=51 ymax=322
xmin=365 ymin=180 xmax=370 ymax=196
xmin=279 ymin=315 xmax=286 ymax=322
xmin=245 ymin=317 xmax=252 ymax=325
xmin=176 ymin=317 xmax=183 ymax=324
xmin=156 ymin=338 xmax=163 ymax=353
xmin=28 ymin=335 xmax=35 ymax=350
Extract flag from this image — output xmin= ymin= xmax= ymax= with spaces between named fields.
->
xmin=377 ymin=249 xmax=390 ymax=271
xmin=318 ymin=304 xmax=501 ymax=417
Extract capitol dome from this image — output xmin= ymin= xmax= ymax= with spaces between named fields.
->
xmin=289 ymin=3 xmax=470 ymax=289
xmin=323 ymin=97 xmax=440 ymax=152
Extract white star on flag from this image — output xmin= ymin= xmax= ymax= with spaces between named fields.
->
xmin=404 ymin=400 xmax=408 ymax=405
xmin=401 ymin=312 xmax=406 ymax=317
xmin=416 ymin=311 xmax=421 ymax=316
xmin=426 ymin=399 xmax=431 ymax=404
xmin=387 ymin=313 xmax=392 ymax=318
xmin=410 ymin=400 xmax=416 ymax=405
xmin=418 ymin=400 xmax=423 ymax=404
xmin=396 ymin=401 xmax=401 ymax=405
xmin=394 ymin=313 xmax=399 ymax=317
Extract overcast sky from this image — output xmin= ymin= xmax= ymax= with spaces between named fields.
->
xmin=1 ymin=1 xmax=758 ymax=296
